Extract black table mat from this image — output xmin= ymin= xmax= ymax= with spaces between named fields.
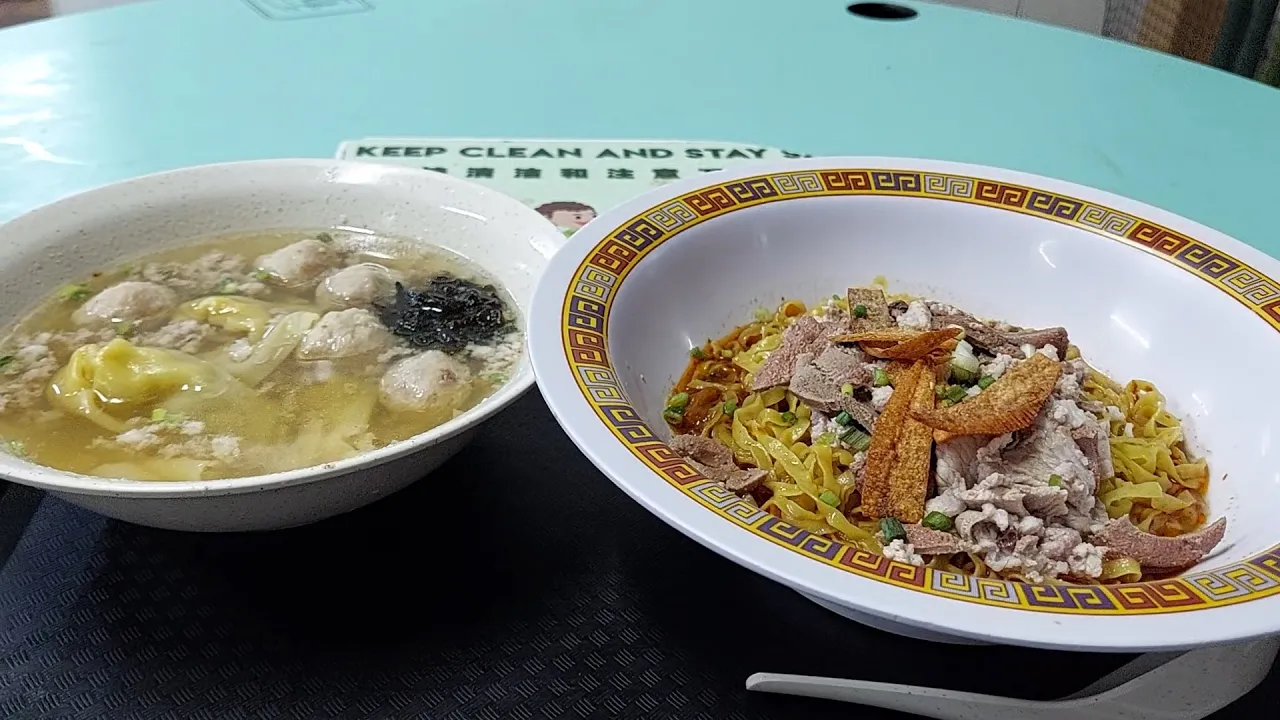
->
xmin=0 ymin=392 xmax=1274 ymax=719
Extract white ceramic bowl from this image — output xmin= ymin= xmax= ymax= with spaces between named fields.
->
xmin=0 ymin=159 xmax=564 ymax=532
xmin=529 ymin=156 xmax=1280 ymax=652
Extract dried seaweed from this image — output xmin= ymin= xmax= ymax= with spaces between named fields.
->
xmin=376 ymin=274 xmax=510 ymax=352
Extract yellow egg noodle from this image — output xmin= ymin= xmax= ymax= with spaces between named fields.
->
xmin=668 ymin=294 xmax=1213 ymax=584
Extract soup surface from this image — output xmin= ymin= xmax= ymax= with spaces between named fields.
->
xmin=0 ymin=230 xmax=522 ymax=481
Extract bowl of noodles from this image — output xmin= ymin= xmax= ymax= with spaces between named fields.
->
xmin=528 ymin=156 xmax=1280 ymax=651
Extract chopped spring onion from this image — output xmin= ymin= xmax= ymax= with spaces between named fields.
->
xmin=780 ymin=411 xmax=797 ymax=425
xmin=663 ymin=407 xmax=684 ymax=424
xmin=720 ymin=349 xmax=734 ymax=359
xmin=2 ymin=439 xmax=26 ymax=457
xmin=316 ymin=232 xmax=335 ymax=243
xmin=150 ymin=408 xmax=187 ymax=425
xmin=814 ymin=432 xmax=836 ymax=446
xmin=668 ymin=392 xmax=690 ymax=408
xmin=840 ymin=383 xmax=854 ymax=396
xmin=872 ymin=368 xmax=891 ymax=387
xmin=840 ymin=427 xmax=872 ymax=452
xmin=754 ymin=307 xmax=771 ymax=322
xmin=922 ymin=511 xmax=953 ymax=531
xmin=689 ymin=346 xmax=706 ymax=359
xmin=57 ymin=284 xmax=92 ymax=302
xmin=251 ymin=269 xmax=272 ymax=282
xmin=941 ymin=385 xmax=968 ymax=404
xmin=723 ymin=400 xmax=738 ymax=416
xmin=832 ymin=411 xmax=853 ymax=426
xmin=949 ymin=339 xmax=980 ymax=384
xmin=819 ymin=490 xmax=840 ymax=507
xmin=853 ymin=304 xmax=869 ymax=318
xmin=1048 ymin=474 xmax=1063 ymax=488
xmin=0 ymin=356 xmax=13 ymax=370
xmin=880 ymin=518 xmax=907 ymax=542
xmin=977 ymin=375 xmax=996 ymax=390
xmin=115 ymin=321 xmax=135 ymax=338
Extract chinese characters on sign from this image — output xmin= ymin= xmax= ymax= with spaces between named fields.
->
xmin=336 ymin=138 xmax=810 ymax=235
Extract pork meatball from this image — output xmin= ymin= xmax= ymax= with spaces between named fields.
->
xmin=72 ymin=281 xmax=177 ymax=330
xmin=253 ymin=239 xmax=338 ymax=287
xmin=379 ymin=351 xmax=472 ymax=413
xmin=315 ymin=263 xmax=397 ymax=310
xmin=296 ymin=308 xmax=392 ymax=360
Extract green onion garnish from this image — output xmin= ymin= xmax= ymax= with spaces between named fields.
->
xmin=720 ymin=349 xmax=734 ymax=359
xmin=942 ymin=385 xmax=968 ymax=404
xmin=814 ymin=432 xmax=836 ymax=446
xmin=689 ymin=346 xmax=706 ymax=359
xmin=1048 ymin=474 xmax=1063 ymax=488
xmin=922 ymin=511 xmax=953 ymax=531
xmin=977 ymin=375 xmax=996 ymax=390
xmin=0 ymin=356 xmax=13 ymax=370
xmin=880 ymin=518 xmax=907 ymax=542
xmin=251 ymin=269 xmax=272 ymax=282
xmin=754 ymin=307 xmax=771 ymax=322
xmin=57 ymin=284 xmax=92 ymax=302
xmin=115 ymin=321 xmax=134 ymax=338
xmin=668 ymin=392 xmax=690 ymax=408
xmin=3 ymin=439 xmax=26 ymax=457
xmin=723 ymin=400 xmax=738 ymax=416
xmin=840 ymin=383 xmax=854 ymax=396
xmin=780 ymin=411 xmax=797 ymax=425
xmin=833 ymin=411 xmax=853 ymax=426
xmin=853 ymin=304 xmax=868 ymax=318
xmin=819 ymin=490 xmax=840 ymax=507
xmin=872 ymin=368 xmax=891 ymax=387
xmin=663 ymin=407 xmax=684 ymax=424
xmin=840 ymin=427 xmax=872 ymax=452
xmin=316 ymin=232 xmax=335 ymax=243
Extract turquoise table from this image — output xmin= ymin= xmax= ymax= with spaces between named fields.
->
xmin=3 ymin=0 xmax=1280 ymax=250
xmin=1 ymin=2 xmax=1278 ymax=718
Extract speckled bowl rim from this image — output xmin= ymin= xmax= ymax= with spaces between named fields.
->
xmin=0 ymin=159 xmax=559 ymax=498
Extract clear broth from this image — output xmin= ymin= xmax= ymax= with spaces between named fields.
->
xmin=0 ymin=229 xmax=520 ymax=480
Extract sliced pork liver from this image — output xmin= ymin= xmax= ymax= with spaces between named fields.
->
xmin=669 ymin=433 xmax=735 ymax=468
xmin=1093 ymin=516 xmax=1227 ymax=570
xmin=668 ymin=432 xmax=767 ymax=493
xmin=752 ymin=315 xmax=845 ymax=390
xmin=790 ymin=350 xmax=878 ymax=431
xmin=1071 ymin=421 xmax=1115 ymax=482
xmin=904 ymin=524 xmax=964 ymax=555
xmin=932 ymin=310 xmax=1069 ymax=358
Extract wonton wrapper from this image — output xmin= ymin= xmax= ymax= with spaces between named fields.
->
xmin=911 ymin=353 xmax=1061 ymax=436
xmin=47 ymin=338 xmax=237 ymax=432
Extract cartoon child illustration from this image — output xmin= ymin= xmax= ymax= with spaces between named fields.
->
xmin=536 ymin=201 xmax=597 ymax=236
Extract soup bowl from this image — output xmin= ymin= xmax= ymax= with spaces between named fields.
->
xmin=0 ymin=159 xmax=564 ymax=531
xmin=528 ymin=156 xmax=1280 ymax=651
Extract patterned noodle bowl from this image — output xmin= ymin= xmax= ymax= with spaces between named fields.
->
xmin=528 ymin=157 xmax=1280 ymax=651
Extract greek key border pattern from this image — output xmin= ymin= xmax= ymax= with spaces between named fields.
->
xmin=560 ymin=168 xmax=1280 ymax=615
